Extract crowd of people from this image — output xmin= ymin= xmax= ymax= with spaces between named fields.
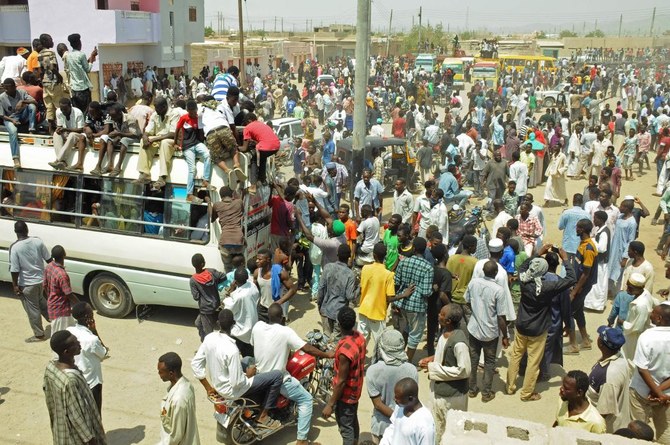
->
xmin=4 ymin=30 xmax=670 ymax=445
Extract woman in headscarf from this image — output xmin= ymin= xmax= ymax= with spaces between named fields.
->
xmin=526 ymin=132 xmax=545 ymax=187
xmin=367 ymin=328 xmax=419 ymax=442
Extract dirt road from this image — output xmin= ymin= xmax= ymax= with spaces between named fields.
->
xmin=1 ymin=125 xmax=668 ymax=445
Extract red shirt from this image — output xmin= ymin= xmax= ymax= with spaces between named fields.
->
xmin=391 ymin=117 xmax=406 ymax=138
xmin=659 ymin=135 xmax=670 ymax=159
xmin=269 ymin=195 xmax=295 ymax=237
xmin=243 ymin=120 xmax=280 ymax=151
xmin=18 ymin=85 xmax=43 ymax=104
xmin=175 ymin=113 xmax=202 ymax=149
xmin=43 ymin=262 xmax=73 ymax=320
xmin=333 ymin=331 xmax=366 ymax=404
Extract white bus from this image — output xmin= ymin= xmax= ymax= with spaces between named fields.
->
xmin=0 ymin=132 xmax=271 ymax=318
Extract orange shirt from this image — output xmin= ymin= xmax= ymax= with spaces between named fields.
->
xmin=26 ymin=50 xmax=39 ymax=72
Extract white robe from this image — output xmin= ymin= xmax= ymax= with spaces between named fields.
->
xmin=566 ymin=133 xmax=581 ymax=177
xmin=159 ymin=377 xmax=201 ymax=445
xmin=544 ymin=152 xmax=567 ymax=203
xmin=622 ymin=290 xmax=658 ymax=363
xmin=584 ymin=227 xmax=609 ymax=311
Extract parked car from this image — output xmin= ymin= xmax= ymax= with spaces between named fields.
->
xmin=270 ymin=117 xmax=304 ymax=141
xmin=536 ymin=82 xmax=572 ymax=107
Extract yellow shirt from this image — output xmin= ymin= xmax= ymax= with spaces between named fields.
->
xmin=359 ymin=262 xmax=395 ymax=321
xmin=555 ymin=400 xmax=607 ymax=434
xmin=26 ymin=50 xmax=40 ymax=72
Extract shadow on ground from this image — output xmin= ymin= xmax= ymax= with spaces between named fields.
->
xmin=106 ymin=425 xmax=146 ymax=445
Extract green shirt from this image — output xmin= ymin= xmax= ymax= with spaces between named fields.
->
xmin=510 ymin=252 xmax=529 ymax=305
xmin=383 ymin=229 xmax=399 ymax=271
xmin=446 ymin=254 xmax=478 ymax=305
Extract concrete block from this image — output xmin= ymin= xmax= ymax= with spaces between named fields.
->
xmin=550 ymin=426 xmax=650 ymax=445
xmin=442 ymin=410 xmax=550 ymax=445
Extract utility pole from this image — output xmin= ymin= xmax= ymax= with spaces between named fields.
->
xmin=237 ymin=0 xmax=245 ymax=84
xmin=465 ymin=6 xmax=469 ymax=31
xmin=274 ymin=16 xmax=277 ymax=32
xmin=649 ymin=7 xmax=656 ymax=37
xmin=386 ymin=9 xmax=393 ymax=57
xmin=281 ymin=17 xmax=284 ymax=33
xmin=418 ymin=7 xmax=422 ymax=48
xmin=595 ymin=19 xmax=598 ymax=31
xmin=353 ymin=0 xmax=370 ymax=203
xmin=618 ymin=14 xmax=622 ymax=37
xmin=306 ymin=19 xmax=308 ymax=32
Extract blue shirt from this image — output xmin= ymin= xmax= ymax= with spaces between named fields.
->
xmin=500 ymin=246 xmax=515 ymax=273
xmin=557 ymin=206 xmax=590 ymax=254
xmin=607 ymin=291 xmax=635 ymax=328
xmin=438 ymin=172 xmax=459 ymax=199
xmin=322 ymin=139 xmax=335 ymax=164
xmin=354 ymin=178 xmax=383 ymax=211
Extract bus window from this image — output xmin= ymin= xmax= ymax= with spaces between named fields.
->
xmin=13 ymin=171 xmax=51 ymax=221
xmin=51 ymin=174 xmax=77 ymax=226
xmin=142 ymin=184 xmax=165 ymax=237
xmin=165 ymin=185 xmax=209 ymax=243
xmin=1 ymin=169 xmax=15 ymax=217
xmin=81 ymin=178 xmax=142 ymax=234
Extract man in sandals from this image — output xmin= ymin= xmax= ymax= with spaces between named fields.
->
xmin=506 ymin=245 xmax=575 ymax=402
xmin=135 ymin=97 xmax=179 ymax=188
xmin=48 ymin=97 xmax=86 ymax=171
xmin=192 ymin=309 xmax=284 ymax=431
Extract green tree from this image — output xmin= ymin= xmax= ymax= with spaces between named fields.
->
xmin=400 ymin=24 xmax=448 ymax=53
xmin=585 ymin=29 xmax=605 ymax=38
xmin=559 ymin=30 xmax=578 ymax=38
xmin=204 ymin=26 xmax=215 ymax=37
xmin=536 ymin=31 xmax=547 ymax=39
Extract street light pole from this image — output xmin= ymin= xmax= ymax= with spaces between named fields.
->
xmin=352 ymin=0 xmax=370 ymax=200
xmin=238 ymin=0 xmax=245 ymax=84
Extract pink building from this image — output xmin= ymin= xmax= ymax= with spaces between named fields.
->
xmin=0 ymin=0 xmax=203 ymax=94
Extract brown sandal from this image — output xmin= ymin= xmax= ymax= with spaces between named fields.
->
xmin=521 ymin=393 xmax=542 ymax=401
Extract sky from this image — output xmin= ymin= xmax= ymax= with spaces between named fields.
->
xmin=204 ymin=0 xmax=670 ymax=35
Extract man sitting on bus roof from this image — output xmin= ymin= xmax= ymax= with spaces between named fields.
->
xmin=0 ymin=78 xmax=37 ymax=169
xmin=90 ymin=102 xmax=140 ymax=177
xmin=48 ymin=97 xmax=86 ymax=172
xmin=134 ymin=97 xmax=180 ymax=189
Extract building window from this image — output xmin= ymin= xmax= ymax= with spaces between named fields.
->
xmin=189 ymin=7 xmax=197 ymax=22
xmin=97 ymin=0 xmax=108 ymax=10
xmin=130 ymin=0 xmax=139 ymax=11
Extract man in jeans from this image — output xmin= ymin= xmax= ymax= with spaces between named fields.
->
xmin=9 ymin=221 xmax=51 ymax=342
xmin=252 ymin=304 xmax=335 ymax=445
xmin=175 ymin=99 xmax=211 ymax=203
xmin=322 ymin=307 xmax=367 ymax=445
xmin=464 ymin=260 xmax=508 ymax=402
xmin=0 ymin=78 xmax=37 ymax=168
xmin=192 ymin=309 xmax=284 ymax=431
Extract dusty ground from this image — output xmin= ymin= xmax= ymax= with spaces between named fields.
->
xmin=1 ymin=103 xmax=668 ymax=445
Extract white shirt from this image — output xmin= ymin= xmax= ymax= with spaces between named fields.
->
xmin=509 ymin=161 xmax=529 ymax=196
xmin=429 ymin=202 xmax=449 ymax=239
xmin=67 ymin=324 xmax=107 ymax=388
xmin=472 ymin=260 xmax=516 ymax=321
xmin=191 ymin=332 xmax=252 ymax=399
xmin=199 ymin=105 xmax=229 ymax=135
xmin=379 ymin=405 xmax=435 ymax=445
xmin=0 ymin=55 xmax=26 ymax=82
xmin=251 ymin=321 xmax=306 ymax=378
xmin=159 ymin=376 xmax=201 ymax=445
xmin=630 ymin=326 xmax=670 ymax=398
xmin=370 ymin=124 xmax=385 ymax=138
xmin=491 ymin=211 xmax=513 ymax=239
xmin=393 ymin=189 xmax=414 ymax=224
xmin=358 ymin=216 xmax=381 ymax=254
xmin=223 ymin=282 xmax=259 ymax=344
xmin=56 ymin=107 xmax=85 ymax=130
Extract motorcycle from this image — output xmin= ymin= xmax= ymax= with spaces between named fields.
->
xmin=447 ymin=205 xmax=488 ymax=249
xmin=211 ymin=330 xmax=334 ymax=445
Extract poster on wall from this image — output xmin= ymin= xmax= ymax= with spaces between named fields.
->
xmin=101 ymin=63 xmax=123 ymax=85
xmin=127 ymin=61 xmax=145 ymax=75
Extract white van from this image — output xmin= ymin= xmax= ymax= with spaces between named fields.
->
xmin=414 ymin=53 xmax=437 ymax=73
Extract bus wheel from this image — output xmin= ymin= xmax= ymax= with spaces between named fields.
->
xmin=89 ymin=273 xmax=135 ymax=318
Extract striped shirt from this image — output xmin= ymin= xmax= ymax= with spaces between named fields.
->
xmin=211 ymin=73 xmax=237 ymax=101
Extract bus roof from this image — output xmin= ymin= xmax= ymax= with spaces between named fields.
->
xmin=474 ymin=61 xmax=498 ymax=68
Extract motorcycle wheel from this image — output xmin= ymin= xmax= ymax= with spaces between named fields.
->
xmin=226 ymin=419 xmax=256 ymax=445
